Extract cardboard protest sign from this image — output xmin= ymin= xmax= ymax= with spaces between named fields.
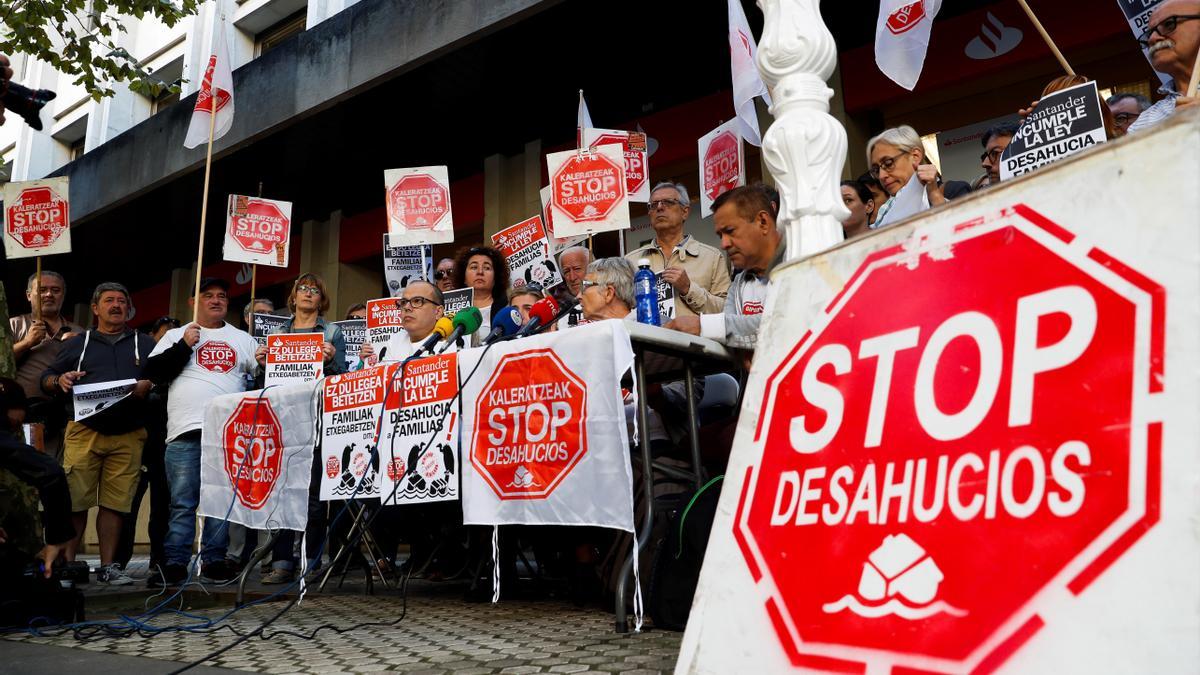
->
xmin=582 ymin=128 xmax=650 ymax=202
xmin=223 ymin=195 xmax=292 ymax=267
xmin=250 ymin=312 xmax=290 ymax=347
xmin=545 ymin=144 xmax=630 ymax=239
xmin=265 ymin=333 xmax=324 ymax=386
xmin=378 ymin=353 xmax=460 ymax=505
xmin=491 ymin=216 xmax=563 ymax=290
xmin=383 ymin=165 xmax=454 ymax=246
xmin=334 ymin=319 xmax=366 ymax=370
xmin=73 ymin=379 xmax=136 ymax=420
xmin=366 ymin=297 xmax=406 ymax=352
xmin=383 ymin=234 xmax=431 ymax=296
xmin=1116 ymin=0 xmax=1172 ymax=86
xmin=442 ymin=288 xmax=474 ymax=317
xmin=1000 ymin=81 xmax=1107 ymax=181
xmin=2 ymin=177 xmax=71 ymax=259
xmin=319 ymin=365 xmax=393 ymax=500
xmin=698 ymin=120 xmax=746 ymax=218
xmin=539 ymin=186 xmax=587 ymax=254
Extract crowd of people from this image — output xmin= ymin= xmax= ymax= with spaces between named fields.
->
xmin=0 ymin=1 xmax=1194 ymax=610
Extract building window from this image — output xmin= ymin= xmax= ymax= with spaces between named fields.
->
xmin=256 ymin=10 xmax=307 ymax=57
xmin=70 ymin=138 xmax=86 ymax=161
xmin=152 ymin=88 xmax=181 ymax=115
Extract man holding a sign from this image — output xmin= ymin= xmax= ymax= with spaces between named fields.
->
xmin=1128 ymin=0 xmax=1200 ymax=133
xmin=40 ymin=283 xmax=157 ymax=585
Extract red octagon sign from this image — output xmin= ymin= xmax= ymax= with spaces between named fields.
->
xmin=470 ymin=349 xmax=587 ymax=499
xmin=887 ymin=1 xmax=928 ymax=35
xmin=222 ymin=397 xmax=285 ymax=510
xmin=197 ymin=340 xmax=237 ymax=373
xmin=589 ymin=132 xmax=647 ymax=198
xmin=734 ymin=205 xmax=1164 ymax=672
xmin=230 ymin=199 xmax=289 ymax=255
xmin=6 ymin=185 xmax=69 ymax=250
xmin=703 ymin=131 xmax=741 ymax=201
xmin=387 ymin=174 xmax=450 ymax=231
xmin=551 ymin=151 xmax=625 ymax=223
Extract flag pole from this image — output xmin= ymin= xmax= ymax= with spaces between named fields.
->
xmin=249 ymin=181 xmax=262 ymax=304
xmin=1187 ymin=57 xmax=1200 ymax=97
xmin=192 ymin=80 xmax=219 ymax=325
xmin=1016 ymin=0 xmax=1075 ymax=76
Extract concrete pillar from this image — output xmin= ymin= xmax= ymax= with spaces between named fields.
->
xmin=828 ymin=63 xmax=872 ymax=180
xmin=167 ymin=266 xmax=195 ymax=321
xmin=484 ymin=141 xmax=544 ymax=242
xmin=300 ymin=211 xmax=343 ymax=313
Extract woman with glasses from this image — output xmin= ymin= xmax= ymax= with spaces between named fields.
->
xmin=867 ymin=125 xmax=972 ymax=229
xmin=452 ymin=245 xmax=511 ymax=345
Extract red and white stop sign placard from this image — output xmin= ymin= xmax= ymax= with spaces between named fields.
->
xmin=383 ymin=165 xmax=455 ymax=246
xmin=698 ymin=120 xmax=745 ymax=218
xmin=583 ymin=128 xmax=650 ymax=202
xmin=2 ymin=177 xmax=71 ymax=259
xmin=223 ymin=195 xmax=292 ymax=267
xmin=733 ymin=205 xmax=1164 ymax=672
xmin=546 ymin=144 xmax=629 ymax=239
xmin=222 ymin=397 xmax=285 ymax=510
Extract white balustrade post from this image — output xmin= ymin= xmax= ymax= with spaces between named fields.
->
xmin=757 ymin=0 xmax=849 ymax=260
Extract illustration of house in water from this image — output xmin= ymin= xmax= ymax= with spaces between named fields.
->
xmin=858 ymin=533 xmax=944 ymax=605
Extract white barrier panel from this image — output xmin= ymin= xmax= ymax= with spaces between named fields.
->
xmin=678 ymin=112 xmax=1200 ymax=673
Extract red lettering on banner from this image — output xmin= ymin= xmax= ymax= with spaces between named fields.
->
xmin=734 ymin=206 xmax=1165 ymax=672
xmin=222 ymin=398 xmax=285 ymax=509
xmin=5 ymin=186 xmax=68 ymax=250
xmin=886 ymin=1 xmax=928 ymax=35
xmin=385 ymin=354 xmax=457 ymax=409
xmin=323 ymin=366 xmax=391 ymax=412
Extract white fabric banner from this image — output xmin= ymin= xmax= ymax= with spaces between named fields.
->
xmin=183 ymin=0 xmax=235 ymax=149
xmin=874 ymin=0 xmax=943 ymax=91
xmin=459 ymin=320 xmax=635 ymax=531
xmin=198 ymin=382 xmax=318 ymax=531
xmin=727 ymin=0 xmax=771 ymax=146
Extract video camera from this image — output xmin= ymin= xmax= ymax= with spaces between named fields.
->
xmin=2 ymin=82 xmax=56 ymax=131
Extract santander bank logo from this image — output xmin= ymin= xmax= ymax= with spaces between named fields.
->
xmin=886 ymin=1 xmax=927 ymax=35
xmin=965 ymin=12 xmax=1024 ymax=60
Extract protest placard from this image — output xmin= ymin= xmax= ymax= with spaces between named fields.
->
xmin=72 ymin=379 xmax=136 ymax=420
xmin=491 ymin=216 xmax=563 ymax=290
xmin=383 ymin=165 xmax=454 ymax=246
xmin=698 ymin=120 xmax=746 ymax=218
xmin=582 ymin=128 xmax=650 ymax=202
xmin=539 ymin=186 xmax=588 ymax=254
xmin=383 ymin=234 xmax=431 ymax=296
xmin=319 ymin=365 xmax=393 ymax=500
xmin=250 ymin=312 xmax=290 ymax=347
xmin=377 ymin=353 xmax=460 ymax=505
xmin=545 ymin=143 xmax=630 ymax=238
xmin=3 ymin=177 xmax=71 ymax=260
xmin=223 ymin=195 xmax=292 ymax=267
xmin=334 ymin=318 xmax=366 ymax=370
xmin=656 ymin=273 xmax=677 ymax=322
xmin=442 ymin=288 xmax=474 ymax=317
xmin=366 ymin=297 xmax=406 ymax=353
xmin=1000 ymin=81 xmax=1107 ymax=181
xmin=264 ymin=333 xmax=324 ymax=386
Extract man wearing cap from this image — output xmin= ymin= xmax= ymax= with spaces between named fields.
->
xmin=144 ymin=277 xmax=260 ymax=585
xmin=40 ymin=282 xmax=157 ymax=585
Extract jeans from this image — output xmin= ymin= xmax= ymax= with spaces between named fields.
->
xmin=163 ymin=433 xmax=229 ymax=566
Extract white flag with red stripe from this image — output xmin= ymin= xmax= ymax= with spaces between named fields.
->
xmin=874 ymin=0 xmax=943 ymax=91
xmin=728 ymin=0 xmax=771 ymax=147
xmin=184 ymin=3 xmax=235 ymax=149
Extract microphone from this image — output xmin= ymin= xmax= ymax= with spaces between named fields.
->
xmin=436 ymin=306 xmax=483 ymax=353
xmin=482 ymin=306 xmax=522 ymax=345
xmin=414 ymin=317 xmax=454 ymax=357
xmin=514 ymin=296 xmax=560 ymax=338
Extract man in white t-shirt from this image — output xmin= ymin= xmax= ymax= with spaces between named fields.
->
xmin=144 ymin=277 xmax=260 ymax=586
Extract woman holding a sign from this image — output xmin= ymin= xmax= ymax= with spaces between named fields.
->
xmin=868 ymin=125 xmax=972 ymax=227
xmin=452 ymin=246 xmax=511 ymax=345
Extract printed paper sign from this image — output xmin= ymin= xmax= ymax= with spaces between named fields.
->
xmin=698 ymin=120 xmax=746 ymax=218
xmin=442 ymin=288 xmax=474 ymax=317
xmin=334 ymin=319 xmax=366 ymax=370
xmin=72 ymin=379 xmax=136 ymax=420
xmin=265 ymin=333 xmax=324 ymax=386
xmin=1000 ymin=81 xmax=1107 ymax=181
xmin=656 ymin=273 xmax=677 ymax=322
xmin=540 ymin=186 xmax=587 ymax=254
xmin=366 ymin=297 xmax=406 ymax=352
xmin=2 ymin=177 xmax=71 ymax=259
xmin=491 ymin=215 xmax=563 ymax=290
xmin=1116 ymin=0 xmax=1172 ymax=86
xmin=250 ymin=313 xmax=290 ymax=347
xmin=383 ymin=165 xmax=454 ymax=246
xmin=320 ymin=365 xmax=393 ymax=500
xmin=378 ymin=353 xmax=460 ymax=505
xmin=223 ymin=195 xmax=292 ymax=267
xmin=582 ymin=128 xmax=650 ymax=202
xmin=546 ymin=144 xmax=630 ymax=238
xmin=383 ymin=234 xmax=431 ymax=296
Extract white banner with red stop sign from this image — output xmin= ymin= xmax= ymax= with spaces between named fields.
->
xmin=697 ymin=119 xmax=745 ymax=218
xmin=222 ymin=194 xmax=292 ymax=267
xmin=383 ymin=165 xmax=455 ymax=246
xmin=539 ymin=186 xmax=587 ymax=254
xmin=458 ymin=320 xmax=635 ymax=530
xmin=199 ymin=382 xmax=319 ymax=531
xmin=679 ymin=122 xmax=1198 ymax=675
xmin=545 ymin=144 xmax=630 ymax=239
xmin=2 ymin=177 xmax=71 ymax=259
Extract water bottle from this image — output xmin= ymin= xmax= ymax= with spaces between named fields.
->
xmin=634 ymin=259 xmax=661 ymax=326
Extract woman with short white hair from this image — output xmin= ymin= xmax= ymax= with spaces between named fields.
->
xmin=866 ymin=125 xmax=971 ymax=228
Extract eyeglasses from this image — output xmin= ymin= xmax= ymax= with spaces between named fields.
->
xmin=979 ymin=147 xmax=1004 ymax=163
xmin=1138 ymin=15 xmax=1200 ymax=48
xmin=1112 ymin=112 xmax=1140 ymax=125
xmin=869 ymin=152 xmax=908 ymax=178
xmin=297 ymin=284 xmax=322 ymax=296
xmin=395 ymin=296 xmax=441 ymax=310
xmin=578 ymin=280 xmax=606 ymax=293
xmin=647 ymin=199 xmax=684 ymax=211
xmin=433 ymin=270 xmax=453 ymax=281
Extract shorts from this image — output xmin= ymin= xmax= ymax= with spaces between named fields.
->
xmin=62 ymin=421 xmax=147 ymax=513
